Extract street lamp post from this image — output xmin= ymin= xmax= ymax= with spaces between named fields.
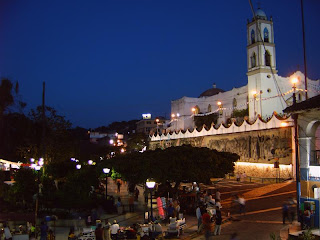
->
xmin=291 ymin=77 xmax=301 ymax=223
xmin=155 ymin=118 xmax=160 ymax=134
xmin=191 ymin=107 xmax=196 ymax=128
xmin=103 ymin=168 xmax=111 ymax=199
xmin=252 ymin=90 xmax=257 ymax=117
xmin=217 ymin=101 xmax=222 ymax=116
xmin=146 ymin=179 xmax=156 ymax=221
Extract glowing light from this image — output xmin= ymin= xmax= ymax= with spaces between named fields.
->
xmin=71 ymin=158 xmax=76 ymax=161
xmin=217 ymin=101 xmax=222 ymax=106
xmin=171 ymin=113 xmax=175 ymax=118
xmin=146 ymin=179 xmax=156 ymax=189
xmin=31 ymin=164 xmax=37 ymax=169
xmin=191 ymin=107 xmax=196 ymax=113
xmin=142 ymin=113 xmax=151 ymax=119
xmin=280 ymin=122 xmax=288 ymax=127
xmin=76 ymin=164 xmax=81 ymax=170
xmin=35 ymin=166 xmax=41 ymax=171
xmin=177 ymin=113 xmax=180 ymax=117
xmin=39 ymin=158 xmax=44 ymax=162
xmin=156 ymin=118 xmax=160 ymax=123
xmin=103 ymin=168 xmax=110 ymax=174
xmin=251 ymin=90 xmax=257 ymax=96
xmin=291 ymin=76 xmax=299 ymax=86
xmin=120 ymin=148 xmax=125 ymax=153
xmin=88 ymin=160 xmax=93 ymax=165
xmin=109 ymin=139 xmax=114 ymax=144
xmin=38 ymin=161 xmax=44 ymax=166
xmin=235 ymin=161 xmax=292 ymax=170
xmin=30 ymin=158 xmax=35 ymax=163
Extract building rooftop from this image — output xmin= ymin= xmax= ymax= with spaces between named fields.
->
xmin=284 ymin=94 xmax=320 ymax=113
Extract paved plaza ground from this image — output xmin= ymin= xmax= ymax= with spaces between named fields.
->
xmin=46 ymin=179 xmax=298 ymax=240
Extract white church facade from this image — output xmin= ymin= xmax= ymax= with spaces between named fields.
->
xmin=168 ymin=8 xmax=319 ymax=132
xmin=150 ymin=8 xmax=320 ymax=181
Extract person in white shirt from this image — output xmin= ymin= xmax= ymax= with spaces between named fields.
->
xmin=3 ymin=223 xmax=12 ymax=240
xmin=110 ymin=220 xmax=120 ymax=240
xmin=237 ymin=195 xmax=246 ymax=214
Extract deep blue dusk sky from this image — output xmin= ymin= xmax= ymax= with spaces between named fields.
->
xmin=0 ymin=1 xmax=319 ymax=128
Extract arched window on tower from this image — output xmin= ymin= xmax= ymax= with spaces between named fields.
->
xmin=251 ymin=52 xmax=256 ymax=68
xmin=265 ymin=50 xmax=271 ymax=66
xmin=251 ymin=29 xmax=255 ymax=44
xmin=208 ymin=104 xmax=212 ymax=113
xmin=264 ymin=28 xmax=269 ymax=42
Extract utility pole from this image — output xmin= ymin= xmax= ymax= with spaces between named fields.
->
xmin=293 ymin=84 xmax=301 ymax=224
xmin=35 ymin=82 xmax=46 ymax=237
xmin=300 ymin=0 xmax=308 ymax=99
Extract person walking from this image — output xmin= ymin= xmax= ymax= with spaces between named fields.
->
xmin=288 ymin=198 xmax=296 ymax=223
xmin=134 ymin=187 xmax=140 ymax=201
xmin=68 ymin=227 xmax=76 ymax=240
xmin=129 ymin=194 xmax=135 ymax=212
xmin=116 ymin=197 xmax=123 ymax=214
xmin=237 ymin=195 xmax=246 ymax=215
xmin=196 ymin=205 xmax=202 ymax=232
xmin=282 ymin=201 xmax=289 ymax=224
xmin=110 ymin=220 xmax=120 ymax=240
xmin=213 ymin=207 xmax=222 ymax=236
xmin=202 ymin=211 xmax=212 ymax=240
xmin=103 ymin=219 xmax=111 ymax=240
xmin=3 ymin=223 xmax=12 ymax=240
xmin=95 ymin=224 xmax=104 ymax=240
xmin=117 ymin=180 xmax=121 ymax=193
xmin=39 ymin=221 xmax=48 ymax=240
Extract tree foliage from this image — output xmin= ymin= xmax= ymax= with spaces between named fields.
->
xmin=104 ymin=145 xmax=238 ymax=187
xmin=0 ymin=78 xmax=14 ymax=116
xmin=18 ymin=106 xmax=74 ymax=164
xmin=10 ymin=168 xmax=38 ymax=206
xmin=232 ymin=108 xmax=249 ymax=118
xmin=194 ymin=113 xmax=219 ymax=129
xmin=95 ymin=120 xmax=138 ymax=134
xmin=126 ymin=132 xmax=148 ymax=152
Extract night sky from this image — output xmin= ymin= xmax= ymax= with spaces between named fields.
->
xmin=0 ymin=1 xmax=319 ymax=128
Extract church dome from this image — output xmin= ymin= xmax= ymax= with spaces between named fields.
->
xmin=255 ymin=8 xmax=267 ymax=20
xmin=199 ymin=87 xmax=225 ymax=98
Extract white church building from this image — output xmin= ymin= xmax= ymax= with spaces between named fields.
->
xmin=169 ymin=8 xmax=320 ymax=131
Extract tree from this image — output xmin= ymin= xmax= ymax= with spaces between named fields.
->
xmin=95 ymin=120 xmax=138 ymax=134
xmin=10 ymin=168 xmax=38 ymax=207
xmin=126 ymin=132 xmax=148 ymax=152
xmin=194 ymin=113 xmax=219 ymax=129
xmin=0 ymin=113 xmax=33 ymax=160
xmin=18 ymin=106 xmax=74 ymax=164
xmin=232 ymin=108 xmax=249 ymax=118
xmin=0 ymin=78 xmax=14 ymax=116
xmin=103 ymin=145 xmax=239 ymax=188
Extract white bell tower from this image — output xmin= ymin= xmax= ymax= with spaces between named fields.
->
xmin=247 ymin=8 xmax=280 ymax=120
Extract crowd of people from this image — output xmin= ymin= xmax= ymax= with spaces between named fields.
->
xmin=73 ymin=218 xmax=164 ymax=240
xmin=196 ymin=190 xmax=223 ymax=238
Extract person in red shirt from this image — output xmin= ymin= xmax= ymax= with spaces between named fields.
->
xmin=202 ymin=212 xmax=212 ymax=240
